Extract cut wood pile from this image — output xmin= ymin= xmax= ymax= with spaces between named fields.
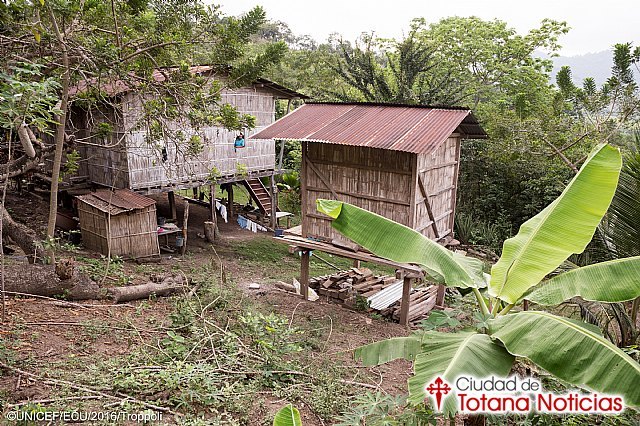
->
xmin=308 ymin=268 xmax=438 ymax=324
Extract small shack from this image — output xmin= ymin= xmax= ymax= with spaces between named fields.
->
xmin=77 ymin=189 xmax=159 ymax=259
xmin=251 ymin=102 xmax=487 ymax=243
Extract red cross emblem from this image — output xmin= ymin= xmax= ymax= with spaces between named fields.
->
xmin=426 ymin=377 xmax=452 ymax=411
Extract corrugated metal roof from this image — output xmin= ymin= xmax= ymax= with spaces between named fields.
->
xmin=68 ymin=66 xmax=308 ymax=99
xmin=250 ymin=102 xmax=487 ymax=154
xmin=77 ymin=189 xmax=155 ymax=215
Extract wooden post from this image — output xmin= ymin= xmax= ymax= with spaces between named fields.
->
xmin=192 ymin=187 xmax=197 ymax=198
xmin=228 ymin=183 xmax=234 ymax=220
xmin=168 ymin=191 xmax=177 ymax=221
xmin=300 ymin=250 xmax=310 ymax=300
xmin=209 ymin=184 xmax=217 ymax=240
xmin=181 ymin=201 xmax=189 ymax=256
xmin=399 ymin=276 xmax=413 ymax=326
xmin=435 ymin=284 xmax=446 ymax=309
xmin=270 ymin=174 xmax=276 ymax=230
xmin=300 ymin=141 xmax=308 ymax=237
xmin=352 ymin=260 xmax=361 ymax=268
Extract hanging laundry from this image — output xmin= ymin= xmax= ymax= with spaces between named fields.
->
xmin=215 ymin=201 xmax=228 ymax=223
xmin=237 ymin=215 xmax=267 ymax=233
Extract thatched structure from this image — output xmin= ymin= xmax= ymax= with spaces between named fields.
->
xmin=77 ymin=189 xmax=159 ymax=259
xmin=251 ymin=102 xmax=487 ymax=243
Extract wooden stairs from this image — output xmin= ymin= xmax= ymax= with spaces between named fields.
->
xmin=243 ymin=178 xmax=277 ymax=216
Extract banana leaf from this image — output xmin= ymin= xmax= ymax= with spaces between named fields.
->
xmin=489 ymin=144 xmax=621 ymax=304
xmin=406 ymin=331 xmax=514 ymax=416
xmin=316 ymin=199 xmax=478 ymax=288
xmin=489 ymin=310 xmax=640 ymax=407
xmin=354 ymin=334 xmax=424 ymax=365
xmin=273 ymin=404 xmax=302 ymax=426
xmin=526 ymin=256 xmax=640 ymax=304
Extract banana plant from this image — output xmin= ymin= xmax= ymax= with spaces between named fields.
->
xmin=316 ymin=143 xmax=640 ymax=416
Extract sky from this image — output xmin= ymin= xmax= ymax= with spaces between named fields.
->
xmin=216 ymin=0 xmax=638 ymax=56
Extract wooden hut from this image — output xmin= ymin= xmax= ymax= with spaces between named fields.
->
xmin=76 ymin=189 xmax=160 ymax=259
xmin=251 ymin=102 xmax=487 ymax=243
xmin=67 ymin=66 xmax=306 ymax=193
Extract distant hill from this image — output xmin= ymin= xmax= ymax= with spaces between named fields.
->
xmin=537 ymin=50 xmax=639 ymax=86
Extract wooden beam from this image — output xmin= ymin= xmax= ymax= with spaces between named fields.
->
xmin=399 ymin=276 xmax=413 ymax=326
xmin=305 ymin=158 xmax=340 ymax=200
xmin=417 ymin=175 xmax=440 ymax=238
xmin=300 ymin=250 xmax=310 ymax=300
xmin=435 ymin=284 xmax=446 ymax=309
xmin=181 ymin=201 xmax=189 ymax=256
xmin=409 ymin=155 xmax=418 ymax=229
xmin=449 ymin=138 xmax=462 ymax=235
xmin=228 ymin=183 xmax=234 ymax=219
xmin=301 ymin=142 xmax=308 ymax=238
xmin=308 ymin=158 xmax=412 ymax=175
xmin=306 ymin=186 xmax=410 ymax=206
xmin=422 ymin=160 xmax=457 ymax=172
xmin=168 ymin=191 xmax=177 ymax=221
xmin=270 ymin=174 xmax=277 ymax=230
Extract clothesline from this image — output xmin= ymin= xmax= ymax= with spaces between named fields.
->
xmin=237 ymin=215 xmax=268 ymax=233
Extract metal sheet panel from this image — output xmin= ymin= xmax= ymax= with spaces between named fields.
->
xmin=250 ymin=103 xmax=487 ymax=154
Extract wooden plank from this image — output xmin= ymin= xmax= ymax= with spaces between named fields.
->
xmin=306 ymin=186 xmax=410 ymax=207
xmin=399 ymin=277 xmax=413 ymax=326
xmin=300 ymin=250 xmax=310 ymax=300
xmin=275 ymin=235 xmax=424 ymax=275
xmin=305 ymin=158 xmax=340 ymax=200
xmin=417 ymin=175 xmax=440 ymax=238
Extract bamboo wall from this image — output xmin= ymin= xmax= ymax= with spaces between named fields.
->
xmin=413 ymin=136 xmax=460 ymax=240
xmin=80 ymin=83 xmax=278 ymax=191
xmin=77 ymin=202 xmax=160 ymax=259
xmin=302 ymin=143 xmax=414 ymax=242
xmin=303 ymin=135 xmax=461 ymax=242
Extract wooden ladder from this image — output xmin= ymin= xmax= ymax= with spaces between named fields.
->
xmin=243 ymin=178 xmax=277 ymax=216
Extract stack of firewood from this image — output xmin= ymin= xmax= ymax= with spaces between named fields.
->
xmin=381 ymin=285 xmax=438 ymax=324
xmin=309 ymin=267 xmax=398 ymax=300
xmin=309 ymin=268 xmax=438 ymax=324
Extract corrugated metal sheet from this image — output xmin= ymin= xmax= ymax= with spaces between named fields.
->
xmin=250 ymin=102 xmax=487 ymax=154
xmin=68 ymin=66 xmax=307 ymax=99
xmin=77 ymin=189 xmax=155 ymax=215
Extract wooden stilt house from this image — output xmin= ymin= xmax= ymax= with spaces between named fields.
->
xmin=251 ymin=102 xmax=487 ymax=243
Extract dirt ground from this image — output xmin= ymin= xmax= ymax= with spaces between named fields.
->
xmin=0 ymin=190 xmax=415 ymax=425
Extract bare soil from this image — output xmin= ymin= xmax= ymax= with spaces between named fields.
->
xmin=0 ymin=191 xmax=413 ymax=425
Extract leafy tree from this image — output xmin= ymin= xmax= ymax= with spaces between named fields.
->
xmin=0 ymin=0 xmax=285 ymax=254
xmin=317 ymin=143 xmax=640 ymax=415
xmin=331 ymin=27 xmax=465 ymax=105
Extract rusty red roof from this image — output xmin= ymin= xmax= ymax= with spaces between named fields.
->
xmin=77 ymin=189 xmax=155 ymax=215
xmin=250 ymin=102 xmax=487 ymax=154
xmin=68 ymin=66 xmax=307 ymax=99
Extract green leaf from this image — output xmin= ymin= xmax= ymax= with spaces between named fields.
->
xmin=406 ymin=331 xmax=514 ymax=416
xmin=489 ymin=311 xmax=640 ymax=407
xmin=526 ymin=256 xmax=640 ymax=304
xmin=355 ymin=335 xmax=424 ymax=365
xmin=273 ymin=404 xmax=302 ymax=426
xmin=489 ymin=144 xmax=622 ymax=303
xmin=316 ymin=200 xmax=477 ymax=288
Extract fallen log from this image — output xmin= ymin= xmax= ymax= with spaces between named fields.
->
xmin=108 ymin=279 xmax=185 ymax=303
xmin=2 ymin=263 xmax=103 ymax=299
xmin=1 ymin=204 xmax=45 ymax=263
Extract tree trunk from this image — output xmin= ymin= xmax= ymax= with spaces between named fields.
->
xmin=108 ymin=278 xmax=185 ymax=303
xmin=3 ymin=264 xmax=102 ymax=300
xmin=46 ymin=6 xmax=71 ymax=249
xmin=0 ymin=204 xmax=44 ymax=263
